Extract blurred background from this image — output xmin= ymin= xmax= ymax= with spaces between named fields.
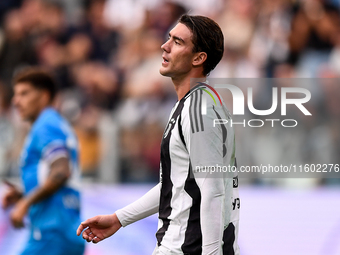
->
xmin=0 ymin=0 xmax=339 ymax=254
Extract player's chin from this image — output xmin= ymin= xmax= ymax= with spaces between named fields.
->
xmin=159 ymin=67 xmax=171 ymax=77
xmin=20 ymin=113 xmax=31 ymax=121
xmin=17 ymin=111 xmax=26 ymax=120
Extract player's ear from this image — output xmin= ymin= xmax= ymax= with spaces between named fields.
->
xmin=192 ymin=52 xmax=207 ymax=67
xmin=40 ymin=89 xmax=51 ymax=106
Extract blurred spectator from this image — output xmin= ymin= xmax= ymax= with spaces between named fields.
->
xmin=82 ymin=0 xmax=120 ymax=63
xmin=71 ymin=61 xmax=119 ymax=109
xmin=329 ymin=29 xmax=340 ymax=74
xmin=144 ymin=2 xmax=186 ymax=38
xmin=0 ymin=82 xmax=14 ymax=176
xmin=116 ymin=27 xmax=175 ymax=182
xmin=288 ymin=0 xmax=340 ymax=77
xmin=249 ymin=0 xmax=292 ymax=77
xmin=212 ymin=0 xmax=261 ymax=78
xmin=103 ymin=0 xmax=150 ymax=31
xmin=0 ymin=0 xmax=22 ymax=24
xmin=0 ymin=9 xmax=36 ymax=86
xmin=74 ymin=105 xmax=101 ymax=176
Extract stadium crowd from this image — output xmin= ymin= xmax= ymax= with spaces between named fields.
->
xmin=0 ymin=0 xmax=339 ymax=186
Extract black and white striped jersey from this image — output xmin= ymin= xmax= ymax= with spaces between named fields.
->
xmin=155 ymin=83 xmax=240 ymax=255
xmin=116 ymin=83 xmax=240 ymax=255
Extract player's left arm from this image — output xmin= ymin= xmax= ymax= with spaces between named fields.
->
xmin=196 ymin=126 xmax=232 ymax=255
xmin=181 ymin=96 xmax=232 ymax=254
xmin=10 ymin=157 xmax=70 ymax=228
xmin=197 ymin=177 xmax=227 ymax=255
xmin=193 ymin=146 xmax=230 ymax=255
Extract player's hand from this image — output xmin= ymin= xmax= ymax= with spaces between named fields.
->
xmin=77 ymin=213 xmax=122 ymax=243
xmin=10 ymin=198 xmax=29 ymax=228
xmin=2 ymin=181 xmax=23 ymax=209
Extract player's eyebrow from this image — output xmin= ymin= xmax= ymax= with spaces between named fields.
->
xmin=169 ymin=33 xmax=185 ymax=43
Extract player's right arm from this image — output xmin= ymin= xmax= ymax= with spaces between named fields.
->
xmin=77 ymin=182 xmax=160 ymax=243
xmin=10 ymin=156 xmax=71 ymax=228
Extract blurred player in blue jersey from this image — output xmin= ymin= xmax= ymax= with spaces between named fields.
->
xmin=2 ymin=67 xmax=85 ymax=255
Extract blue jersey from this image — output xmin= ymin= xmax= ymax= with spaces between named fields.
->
xmin=20 ymin=107 xmax=84 ymax=255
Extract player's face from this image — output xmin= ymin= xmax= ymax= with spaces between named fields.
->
xmin=13 ymin=82 xmax=47 ymax=122
xmin=160 ymin=23 xmax=196 ymax=78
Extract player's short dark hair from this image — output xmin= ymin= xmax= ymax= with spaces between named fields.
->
xmin=13 ymin=67 xmax=57 ymax=102
xmin=179 ymin=14 xmax=224 ymax=76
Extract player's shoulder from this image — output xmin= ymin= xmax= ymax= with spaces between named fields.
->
xmin=184 ymin=82 xmax=221 ymax=104
xmin=182 ymin=83 xmax=225 ymax=118
xmin=32 ymin=108 xmax=67 ymax=138
xmin=180 ymin=83 xmax=233 ymax=134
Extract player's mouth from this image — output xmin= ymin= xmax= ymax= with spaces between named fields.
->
xmin=162 ymin=56 xmax=169 ymax=66
xmin=15 ymin=106 xmax=23 ymax=113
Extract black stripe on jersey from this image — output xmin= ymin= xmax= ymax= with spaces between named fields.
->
xmin=181 ymin=162 xmax=202 ymax=255
xmin=157 ymin=99 xmax=186 ymax=246
xmin=189 ymin=89 xmax=205 ymax=133
xmin=222 ymin=222 xmax=235 ymax=255
xmin=212 ymin=105 xmax=228 ymax=157
xmin=178 ymin=113 xmax=186 ymax=148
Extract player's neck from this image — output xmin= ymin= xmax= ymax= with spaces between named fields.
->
xmin=172 ymin=71 xmax=206 ymax=101
xmin=28 ymin=105 xmax=52 ymax=124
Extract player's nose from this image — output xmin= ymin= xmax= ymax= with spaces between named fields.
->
xmin=12 ymin=95 xmax=21 ymax=108
xmin=161 ymin=40 xmax=170 ymax=53
xmin=12 ymin=96 xmax=18 ymax=107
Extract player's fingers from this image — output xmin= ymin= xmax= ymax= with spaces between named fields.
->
xmin=92 ymin=236 xmax=102 ymax=244
xmin=87 ymin=232 xmax=95 ymax=242
xmin=84 ymin=231 xmax=97 ymax=243
xmin=12 ymin=218 xmax=24 ymax=228
xmin=77 ymin=221 xmax=90 ymax=235
xmin=76 ymin=225 xmax=85 ymax=236
xmin=82 ymin=227 xmax=92 ymax=239
xmin=77 ymin=216 xmax=100 ymax=236
xmin=16 ymin=221 xmax=24 ymax=228
xmin=85 ymin=235 xmax=92 ymax=242
xmin=2 ymin=193 xmax=15 ymax=209
xmin=82 ymin=229 xmax=90 ymax=239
